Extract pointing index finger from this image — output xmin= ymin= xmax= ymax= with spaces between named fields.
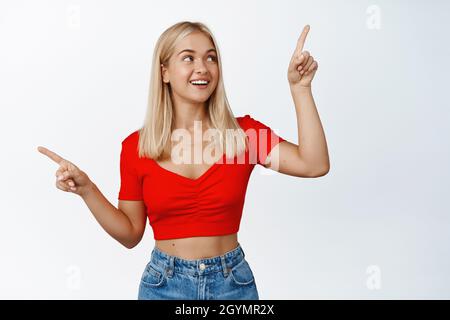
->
xmin=37 ymin=146 xmax=65 ymax=164
xmin=296 ymin=24 xmax=310 ymax=54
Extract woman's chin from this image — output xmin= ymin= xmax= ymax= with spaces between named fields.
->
xmin=189 ymin=93 xmax=212 ymax=103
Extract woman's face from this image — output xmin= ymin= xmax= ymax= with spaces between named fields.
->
xmin=162 ymin=32 xmax=219 ymax=104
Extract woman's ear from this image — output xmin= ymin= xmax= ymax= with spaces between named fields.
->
xmin=161 ymin=64 xmax=169 ymax=83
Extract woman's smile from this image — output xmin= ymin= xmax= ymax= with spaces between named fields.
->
xmin=190 ymin=82 xmax=209 ymax=89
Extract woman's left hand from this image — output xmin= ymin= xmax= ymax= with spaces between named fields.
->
xmin=287 ymin=25 xmax=318 ymax=88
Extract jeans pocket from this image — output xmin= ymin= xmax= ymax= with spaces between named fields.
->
xmin=140 ymin=261 xmax=166 ymax=288
xmin=229 ymin=259 xmax=255 ymax=286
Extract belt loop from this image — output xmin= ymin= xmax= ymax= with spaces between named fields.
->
xmin=220 ymin=255 xmax=230 ymax=277
xmin=166 ymin=256 xmax=175 ymax=278
xmin=240 ymin=244 xmax=246 ymax=258
xmin=150 ymin=248 xmax=155 ymax=261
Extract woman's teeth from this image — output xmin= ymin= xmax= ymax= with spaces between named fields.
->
xmin=190 ymin=80 xmax=209 ymax=85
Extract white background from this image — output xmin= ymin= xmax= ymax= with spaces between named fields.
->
xmin=1 ymin=0 xmax=449 ymax=299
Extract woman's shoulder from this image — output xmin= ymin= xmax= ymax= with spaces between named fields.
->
xmin=121 ymin=129 xmax=140 ymax=149
xmin=235 ymin=114 xmax=267 ymax=130
xmin=236 ymin=114 xmax=251 ymax=121
xmin=235 ymin=114 xmax=254 ymax=128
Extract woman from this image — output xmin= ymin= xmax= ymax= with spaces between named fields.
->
xmin=37 ymin=21 xmax=329 ymax=300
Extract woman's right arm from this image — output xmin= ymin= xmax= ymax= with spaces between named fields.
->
xmin=81 ymin=182 xmax=146 ymax=249
xmin=37 ymin=146 xmax=146 ymax=249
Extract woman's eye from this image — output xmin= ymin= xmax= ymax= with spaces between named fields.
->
xmin=182 ymin=55 xmax=217 ymax=62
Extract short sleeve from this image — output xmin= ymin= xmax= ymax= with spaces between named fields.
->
xmin=118 ymin=139 xmax=144 ymax=201
xmin=242 ymin=114 xmax=286 ymax=166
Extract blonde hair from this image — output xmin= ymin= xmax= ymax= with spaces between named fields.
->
xmin=138 ymin=21 xmax=248 ymax=161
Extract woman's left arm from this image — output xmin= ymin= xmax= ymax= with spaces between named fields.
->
xmin=264 ymin=25 xmax=330 ymax=177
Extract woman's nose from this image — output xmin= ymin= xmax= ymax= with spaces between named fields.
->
xmin=193 ymin=58 xmax=208 ymax=72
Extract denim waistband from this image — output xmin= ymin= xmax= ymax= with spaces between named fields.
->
xmin=150 ymin=242 xmax=246 ymax=277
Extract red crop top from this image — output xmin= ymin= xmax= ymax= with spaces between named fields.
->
xmin=118 ymin=114 xmax=286 ymax=240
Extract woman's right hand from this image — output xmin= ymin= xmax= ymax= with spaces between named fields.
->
xmin=37 ymin=146 xmax=93 ymax=197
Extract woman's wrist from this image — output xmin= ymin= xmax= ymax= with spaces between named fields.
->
xmin=80 ymin=180 xmax=97 ymax=199
xmin=289 ymin=83 xmax=312 ymax=92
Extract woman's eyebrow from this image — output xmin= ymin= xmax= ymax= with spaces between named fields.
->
xmin=177 ymin=48 xmax=217 ymax=55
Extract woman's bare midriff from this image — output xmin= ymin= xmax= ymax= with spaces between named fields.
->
xmin=155 ymin=233 xmax=239 ymax=260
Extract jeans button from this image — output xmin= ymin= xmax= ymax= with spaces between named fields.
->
xmin=199 ymin=263 xmax=206 ymax=270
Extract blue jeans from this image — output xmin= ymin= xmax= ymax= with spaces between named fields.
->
xmin=138 ymin=242 xmax=259 ymax=300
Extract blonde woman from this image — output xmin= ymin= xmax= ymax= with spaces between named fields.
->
xmin=38 ymin=21 xmax=329 ymax=300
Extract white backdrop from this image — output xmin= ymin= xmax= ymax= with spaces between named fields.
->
xmin=1 ymin=0 xmax=449 ymax=299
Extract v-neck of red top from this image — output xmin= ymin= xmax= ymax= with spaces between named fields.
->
xmin=149 ymin=152 xmax=226 ymax=183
